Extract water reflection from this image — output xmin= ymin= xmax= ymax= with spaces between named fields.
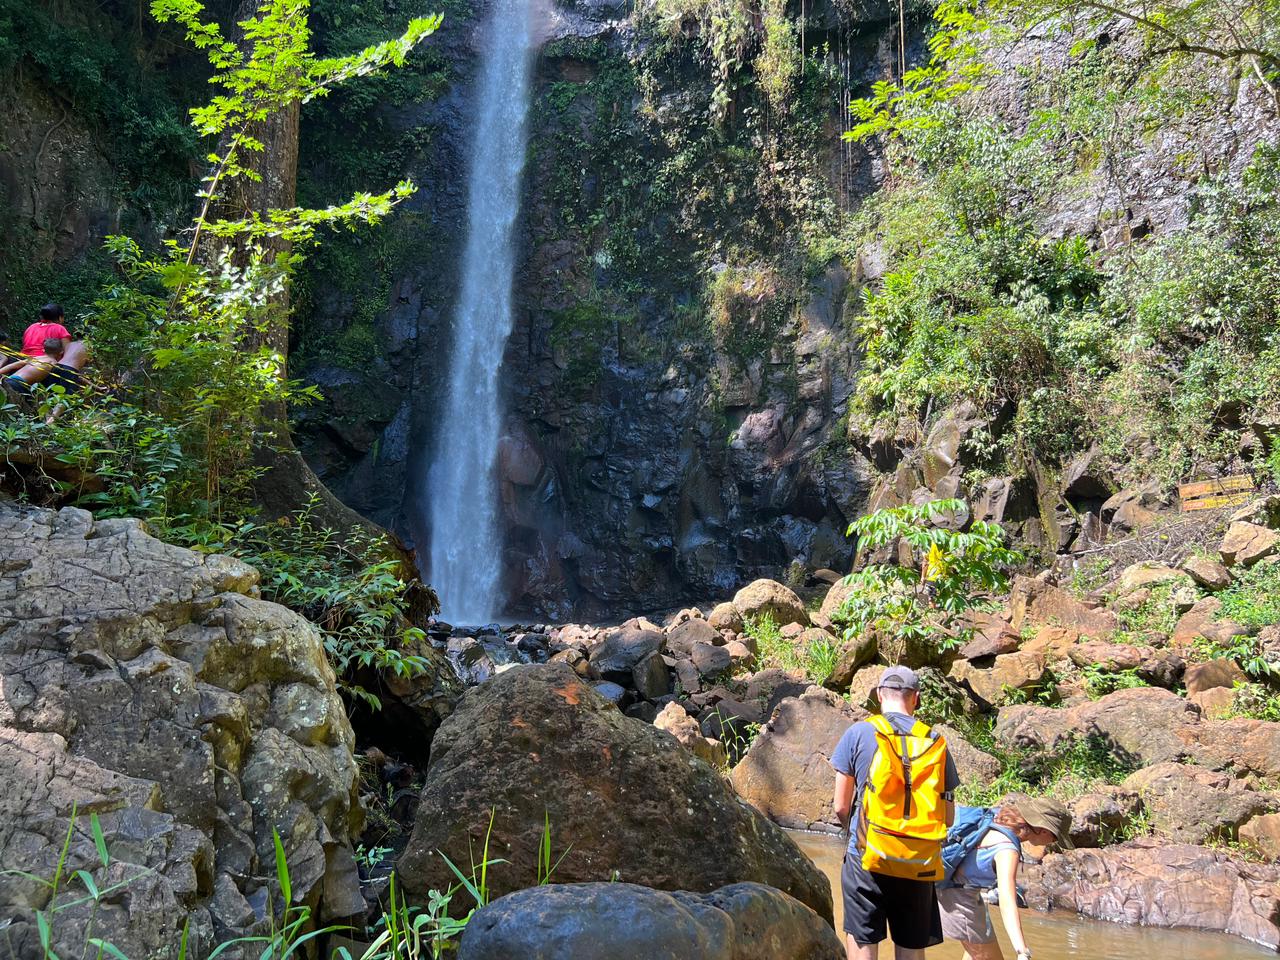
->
xmin=788 ymin=831 xmax=1275 ymax=959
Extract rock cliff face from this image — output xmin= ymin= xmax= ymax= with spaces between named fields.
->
xmin=0 ymin=504 xmax=362 ymax=957
xmin=293 ymin=0 xmax=1280 ymax=623
xmin=0 ymin=3 xmax=197 ymax=319
xmin=295 ymin=0 xmax=886 ymax=620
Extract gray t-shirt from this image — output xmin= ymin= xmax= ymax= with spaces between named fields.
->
xmin=830 ymin=712 xmax=960 ymax=856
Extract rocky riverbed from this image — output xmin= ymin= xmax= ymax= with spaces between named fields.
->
xmin=5 ymin=496 xmax=1280 ymax=956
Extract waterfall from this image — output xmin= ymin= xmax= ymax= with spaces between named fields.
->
xmin=425 ymin=0 xmax=535 ymax=624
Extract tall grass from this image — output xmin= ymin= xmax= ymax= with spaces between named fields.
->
xmin=10 ymin=808 xmax=571 ymax=960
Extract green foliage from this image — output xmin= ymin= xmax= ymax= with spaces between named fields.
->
xmin=1067 ymin=557 xmax=1114 ymax=599
xmin=1109 ymin=584 xmax=1184 ymax=644
xmin=837 ymin=499 xmax=1021 ymax=664
xmin=844 ymin=0 xmax=1280 ymax=489
xmin=1 ymin=0 xmax=441 ymax=699
xmin=1081 ymin=665 xmax=1148 ymax=699
xmin=1224 ymin=682 xmax=1280 ymax=723
xmin=1195 ymin=561 xmax=1280 ymax=679
xmin=992 ymin=0 xmax=1280 ymax=106
xmin=1214 ymin=558 xmax=1280 ymax=630
xmin=755 ymin=0 xmax=800 ymax=114
xmin=845 ymin=0 xmax=990 ymax=144
xmin=0 ymin=0 xmax=200 ymax=221
xmin=13 ymin=807 xmax=513 ymax=959
xmin=650 ymin=0 xmax=755 ymax=122
xmin=742 ymin=612 xmax=839 ymax=683
xmin=956 ymin=734 xmax=1139 ymax=808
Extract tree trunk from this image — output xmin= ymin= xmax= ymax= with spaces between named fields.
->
xmin=215 ymin=0 xmax=412 ymax=554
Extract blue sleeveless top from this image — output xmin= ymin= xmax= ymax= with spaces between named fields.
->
xmin=954 ymin=823 xmax=1021 ymax=889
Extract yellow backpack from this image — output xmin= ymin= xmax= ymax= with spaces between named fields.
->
xmin=858 ymin=715 xmax=950 ymax=881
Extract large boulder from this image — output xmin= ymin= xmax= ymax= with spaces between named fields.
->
xmin=1113 ymin=562 xmax=1196 ymax=597
xmin=668 ymin=618 xmax=722 ymax=657
xmin=709 ymin=602 xmax=745 ymax=634
xmin=1121 ymin=763 xmax=1275 ymax=844
xmin=948 ymin=650 xmax=1048 ymax=708
xmin=935 ymin=724 xmax=1002 ymax=783
xmin=1181 ymin=555 xmax=1232 ymax=591
xmin=1171 ymin=597 xmax=1251 ymax=649
xmin=1219 ymin=522 xmax=1280 ymax=567
xmin=956 ymin=612 xmax=1020 ymax=660
xmin=396 ymin=664 xmax=833 ymax=920
xmin=733 ymin=580 xmax=809 ymax=629
xmin=995 ymin=687 xmax=1199 ymax=766
xmin=1026 ymin=841 xmax=1280 ymax=947
xmin=1007 ymin=576 xmax=1118 ymax=638
xmin=730 ymin=688 xmax=866 ymax=832
xmin=820 ymin=629 xmax=877 ymax=692
xmin=1194 ymin=717 xmax=1280 ymax=780
xmin=1185 ymin=658 xmax=1247 ymax=695
xmin=814 ymin=580 xmax=855 ymax=631
xmin=0 ymin=506 xmax=362 ymax=959
xmin=1065 ymin=788 xmax=1141 ymax=848
xmin=1241 ymin=813 xmax=1280 ymax=861
xmin=997 ymin=687 xmax=1280 ymax=780
xmin=458 ymin=882 xmax=844 ymax=960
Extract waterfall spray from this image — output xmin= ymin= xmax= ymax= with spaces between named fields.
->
xmin=425 ymin=0 xmax=535 ymax=623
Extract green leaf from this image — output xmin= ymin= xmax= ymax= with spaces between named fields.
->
xmin=74 ymin=870 xmax=100 ymax=901
xmin=87 ymin=940 xmax=130 ymax=960
xmin=273 ymin=828 xmax=292 ymax=907
xmin=90 ymin=814 xmax=110 ymax=869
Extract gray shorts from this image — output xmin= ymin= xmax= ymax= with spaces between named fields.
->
xmin=938 ymin=886 xmax=995 ymax=943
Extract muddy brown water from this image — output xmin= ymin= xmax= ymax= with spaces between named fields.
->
xmin=789 ymin=831 xmax=1277 ymax=959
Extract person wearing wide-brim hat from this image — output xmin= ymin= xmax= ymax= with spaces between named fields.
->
xmin=939 ymin=794 xmax=1073 ymax=960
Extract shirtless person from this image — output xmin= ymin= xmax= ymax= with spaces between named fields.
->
xmin=42 ymin=339 xmax=91 ymax=423
xmin=2 ymin=337 xmax=65 ymax=400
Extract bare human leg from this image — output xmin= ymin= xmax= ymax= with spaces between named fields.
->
xmin=960 ymin=941 xmax=1005 ymax=960
xmin=846 ymin=934 xmax=878 ymax=960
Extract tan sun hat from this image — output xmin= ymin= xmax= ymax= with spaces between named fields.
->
xmin=1017 ymin=796 xmax=1074 ymax=849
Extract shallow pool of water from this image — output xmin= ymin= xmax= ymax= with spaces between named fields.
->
xmin=789 ymin=831 xmax=1276 ymax=959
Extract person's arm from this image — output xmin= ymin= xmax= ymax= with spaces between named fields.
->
xmin=0 ymin=360 xmax=22 ymax=375
xmin=833 ymin=771 xmax=855 ymax=835
xmin=995 ymin=847 xmax=1030 ymax=959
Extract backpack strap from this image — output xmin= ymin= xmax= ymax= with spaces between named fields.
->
xmin=909 ymin=719 xmax=934 ymax=739
xmin=869 ymin=715 xmax=895 ymax=737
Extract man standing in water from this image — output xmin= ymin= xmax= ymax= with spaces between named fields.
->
xmin=831 ymin=666 xmax=959 ymax=960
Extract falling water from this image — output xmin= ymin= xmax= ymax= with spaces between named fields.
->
xmin=426 ymin=0 xmax=535 ymax=623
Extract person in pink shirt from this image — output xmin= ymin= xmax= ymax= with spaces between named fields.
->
xmin=21 ymin=304 xmax=71 ymax=357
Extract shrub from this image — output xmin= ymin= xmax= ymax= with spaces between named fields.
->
xmin=837 ymin=499 xmax=1021 ymax=664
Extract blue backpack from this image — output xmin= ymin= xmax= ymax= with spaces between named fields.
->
xmin=938 ymin=805 xmax=997 ymax=889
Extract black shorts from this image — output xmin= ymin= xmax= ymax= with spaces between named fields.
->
xmin=47 ymin=364 xmax=84 ymax=394
xmin=841 ymin=851 xmax=944 ymax=949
